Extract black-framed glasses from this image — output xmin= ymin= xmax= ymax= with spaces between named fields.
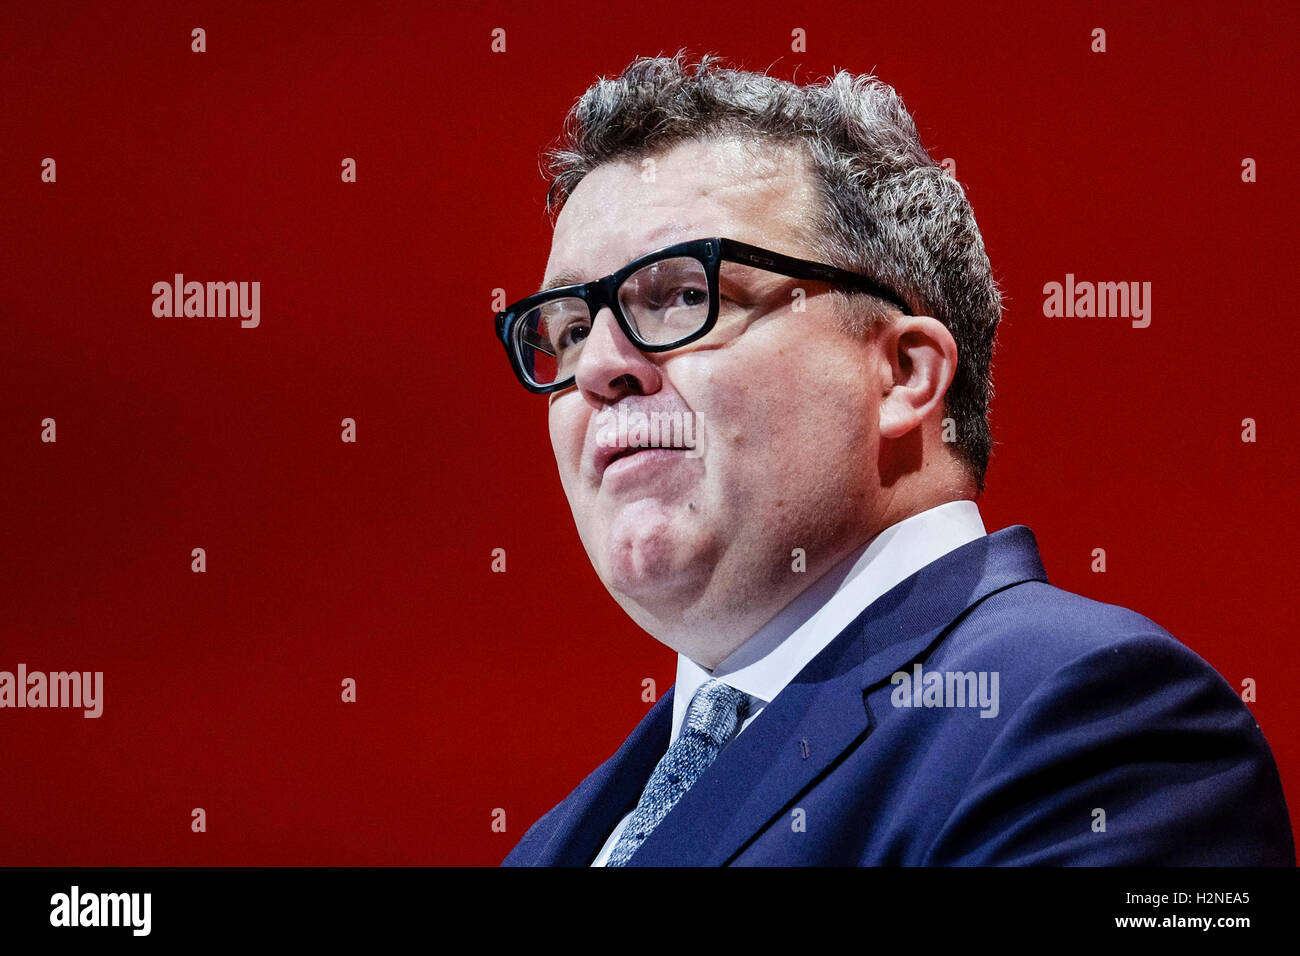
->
xmin=494 ymin=236 xmax=912 ymax=393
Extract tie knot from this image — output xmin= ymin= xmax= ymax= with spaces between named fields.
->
xmin=683 ymin=679 xmax=750 ymax=745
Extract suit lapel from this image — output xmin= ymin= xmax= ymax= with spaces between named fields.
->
xmin=627 ymin=525 xmax=1049 ymax=866
xmin=530 ymin=687 xmax=675 ymax=866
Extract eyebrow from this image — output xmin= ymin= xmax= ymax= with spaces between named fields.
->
xmin=538 ymin=225 xmax=691 ymax=293
xmin=540 ymin=271 xmax=587 ymax=293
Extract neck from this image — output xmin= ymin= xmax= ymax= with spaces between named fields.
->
xmin=635 ymin=490 xmax=978 ymax=668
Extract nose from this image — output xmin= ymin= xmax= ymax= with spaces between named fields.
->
xmin=572 ymin=306 xmax=663 ymax=403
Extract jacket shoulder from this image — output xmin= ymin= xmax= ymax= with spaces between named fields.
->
xmin=915 ymin=581 xmax=1293 ymax=864
xmin=943 ymin=579 xmax=1188 ymax=666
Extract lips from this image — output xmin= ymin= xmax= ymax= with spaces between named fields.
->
xmin=598 ymin=446 xmax=688 ymax=483
xmin=603 ymin=446 xmax=638 ymax=471
xmin=588 ymin=404 xmax=698 ymax=481
xmin=593 ymin=441 xmax=660 ymax=481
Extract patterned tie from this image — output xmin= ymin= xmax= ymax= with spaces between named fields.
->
xmin=605 ymin=678 xmax=750 ymax=867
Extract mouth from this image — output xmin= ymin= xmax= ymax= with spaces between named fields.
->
xmin=600 ymin=445 xmax=690 ymax=482
xmin=587 ymin=404 xmax=703 ymax=481
xmin=606 ymin=446 xmax=638 ymax=469
xmin=594 ymin=443 xmax=695 ymax=483
xmin=595 ymin=444 xmax=652 ymax=481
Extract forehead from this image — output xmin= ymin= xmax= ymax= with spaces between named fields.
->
xmin=544 ymin=136 xmax=818 ymax=286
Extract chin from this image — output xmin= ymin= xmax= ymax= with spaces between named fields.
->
xmin=593 ymin=505 xmax=711 ymax=612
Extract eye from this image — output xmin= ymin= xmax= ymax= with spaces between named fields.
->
xmin=647 ymin=285 xmax=708 ymax=311
xmin=552 ymin=318 xmax=591 ymax=351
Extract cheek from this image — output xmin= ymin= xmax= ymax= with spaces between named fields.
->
xmin=547 ymin=398 xmax=586 ymax=476
xmin=702 ymin=351 xmax=873 ymax=494
xmin=696 ymin=343 xmax=843 ymax=444
xmin=685 ymin=372 xmax=804 ymax=512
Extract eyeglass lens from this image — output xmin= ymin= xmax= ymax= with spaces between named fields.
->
xmin=514 ymin=256 xmax=711 ymax=387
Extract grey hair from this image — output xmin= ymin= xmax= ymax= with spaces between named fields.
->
xmin=544 ymin=52 xmax=1002 ymax=491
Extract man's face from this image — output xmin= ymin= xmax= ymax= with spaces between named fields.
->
xmin=543 ymin=136 xmax=891 ymax=666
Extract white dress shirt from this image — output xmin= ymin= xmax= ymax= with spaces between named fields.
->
xmin=590 ymin=499 xmax=988 ymax=866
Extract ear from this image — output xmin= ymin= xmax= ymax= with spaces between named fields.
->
xmin=876 ymin=316 xmax=959 ymax=440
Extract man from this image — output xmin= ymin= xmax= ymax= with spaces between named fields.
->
xmin=493 ymin=53 xmax=1293 ymax=866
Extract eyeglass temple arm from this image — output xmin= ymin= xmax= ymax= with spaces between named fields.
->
xmin=718 ymin=238 xmax=912 ymax=315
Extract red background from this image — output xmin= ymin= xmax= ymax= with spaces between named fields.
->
xmin=2 ymin=0 xmax=1296 ymax=865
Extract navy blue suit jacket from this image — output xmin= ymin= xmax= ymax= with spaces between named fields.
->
xmin=503 ymin=526 xmax=1294 ymax=865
